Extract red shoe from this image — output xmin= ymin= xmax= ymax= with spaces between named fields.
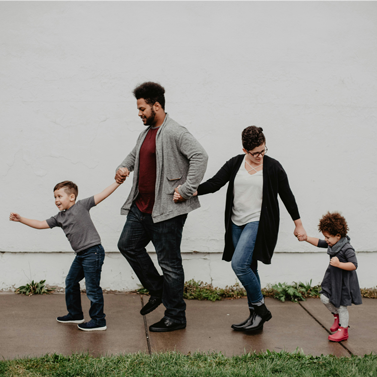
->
xmin=330 ymin=314 xmax=339 ymax=332
xmin=328 ymin=326 xmax=348 ymax=342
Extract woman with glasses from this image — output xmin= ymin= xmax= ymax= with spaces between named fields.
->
xmin=174 ymin=126 xmax=306 ymax=333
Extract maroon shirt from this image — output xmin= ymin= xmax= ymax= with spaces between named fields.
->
xmin=135 ymin=127 xmax=159 ymax=214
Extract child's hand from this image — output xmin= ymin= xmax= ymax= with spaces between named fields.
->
xmin=10 ymin=212 xmax=21 ymax=222
xmin=330 ymin=256 xmax=340 ymax=267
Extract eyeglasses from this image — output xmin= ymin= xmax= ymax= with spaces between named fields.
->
xmin=248 ymin=147 xmax=268 ymax=158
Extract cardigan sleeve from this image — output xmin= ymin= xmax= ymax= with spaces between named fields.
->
xmin=197 ymin=156 xmax=236 ymax=195
xmin=277 ymin=163 xmax=300 ymax=221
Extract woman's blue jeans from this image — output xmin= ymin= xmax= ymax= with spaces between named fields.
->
xmin=65 ymin=244 xmax=106 ymax=326
xmin=231 ymin=221 xmax=263 ymax=307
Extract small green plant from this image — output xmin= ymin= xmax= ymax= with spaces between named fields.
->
xmin=270 ymin=280 xmax=321 ymax=302
xmin=271 ymin=282 xmax=305 ymax=302
xmin=15 ymin=280 xmax=55 ymax=296
xmin=136 ymin=286 xmax=150 ymax=295
xmin=297 ymin=280 xmax=321 ymax=298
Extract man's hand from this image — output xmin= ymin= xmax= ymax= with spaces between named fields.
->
xmin=115 ymin=168 xmax=130 ymax=184
xmin=10 ymin=212 xmax=21 ymax=222
xmin=173 ymin=187 xmax=186 ymax=203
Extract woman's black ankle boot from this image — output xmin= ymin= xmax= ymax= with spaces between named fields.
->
xmin=243 ymin=303 xmax=272 ymax=333
xmin=231 ymin=308 xmax=254 ymax=331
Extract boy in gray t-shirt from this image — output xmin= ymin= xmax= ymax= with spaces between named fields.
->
xmin=10 ymin=179 xmax=123 ymax=331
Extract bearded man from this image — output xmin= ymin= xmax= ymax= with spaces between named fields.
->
xmin=115 ymin=82 xmax=208 ymax=332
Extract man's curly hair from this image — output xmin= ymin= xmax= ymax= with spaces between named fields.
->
xmin=242 ymin=126 xmax=266 ymax=151
xmin=133 ymin=82 xmax=165 ymax=109
xmin=318 ymin=212 xmax=349 ymax=237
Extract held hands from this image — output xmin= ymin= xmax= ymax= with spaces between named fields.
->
xmin=173 ymin=185 xmax=198 ymax=203
xmin=115 ymin=168 xmax=130 ymax=184
xmin=173 ymin=185 xmax=186 ymax=203
xmin=9 ymin=213 xmax=21 ymax=222
xmin=330 ymin=256 xmax=340 ymax=268
xmin=294 ymin=224 xmax=307 ymax=241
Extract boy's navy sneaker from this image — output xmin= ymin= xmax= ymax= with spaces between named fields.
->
xmin=77 ymin=320 xmax=107 ymax=331
xmin=57 ymin=313 xmax=85 ymax=324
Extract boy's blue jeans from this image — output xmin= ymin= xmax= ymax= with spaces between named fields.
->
xmin=118 ymin=203 xmax=187 ymax=323
xmin=65 ymin=244 xmax=106 ymax=326
xmin=231 ymin=221 xmax=264 ymax=307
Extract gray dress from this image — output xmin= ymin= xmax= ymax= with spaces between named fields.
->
xmin=318 ymin=238 xmax=362 ymax=308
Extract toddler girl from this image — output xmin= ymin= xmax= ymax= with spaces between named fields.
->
xmin=303 ymin=212 xmax=362 ymax=342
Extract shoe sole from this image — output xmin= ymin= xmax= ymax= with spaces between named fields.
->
xmin=149 ymin=324 xmax=186 ymax=332
xmin=57 ymin=318 xmax=85 ymax=324
xmin=232 ymin=325 xmax=249 ymax=331
xmin=244 ymin=324 xmax=264 ymax=333
xmin=77 ymin=325 xmax=107 ymax=332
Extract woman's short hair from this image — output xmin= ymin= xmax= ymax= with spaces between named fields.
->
xmin=318 ymin=212 xmax=349 ymax=237
xmin=242 ymin=126 xmax=266 ymax=151
xmin=53 ymin=181 xmax=78 ymax=199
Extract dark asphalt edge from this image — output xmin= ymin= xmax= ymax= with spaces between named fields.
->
xmin=140 ymin=295 xmax=152 ymax=355
xmin=298 ymin=301 xmax=353 ymax=356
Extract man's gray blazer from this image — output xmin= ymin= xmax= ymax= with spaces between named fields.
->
xmin=117 ymin=114 xmax=208 ymax=223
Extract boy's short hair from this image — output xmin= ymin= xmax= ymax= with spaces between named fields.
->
xmin=318 ymin=212 xmax=349 ymax=237
xmin=133 ymin=82 xmax=165 ymax=110
xmin=242 ymin=126 xmax=266 ymax=151
xmin=53 ymin=181 xmax=78 ymax=199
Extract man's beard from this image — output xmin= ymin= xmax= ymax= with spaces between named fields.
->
xmin=144 ymin=108 xmax=156 ymax=126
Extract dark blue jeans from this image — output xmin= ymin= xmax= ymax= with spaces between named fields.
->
xmin=231 ymin=221 xmax=263 ymax=307
xmin=118 ymin=203 xmax=187 ymax=323
xmin=65 ymin=244 xmax=106 ymax=326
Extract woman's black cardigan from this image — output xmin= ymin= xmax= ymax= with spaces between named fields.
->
xmin=197 ymin=155 xmax=300 ymax=264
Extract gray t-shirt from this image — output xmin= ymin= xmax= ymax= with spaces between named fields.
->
xmin=46 ymin=196 xmax=101 ymax=253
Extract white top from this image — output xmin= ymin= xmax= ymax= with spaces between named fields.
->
xmin=231 ymin=156 xmax=263 ymax=226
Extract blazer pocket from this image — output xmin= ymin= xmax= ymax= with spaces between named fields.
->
xmin=166 ymin=176 xmax=183 ymax=194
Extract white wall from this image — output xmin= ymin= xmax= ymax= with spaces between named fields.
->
xmin=1 ymin=2 xmax=376 ymax=289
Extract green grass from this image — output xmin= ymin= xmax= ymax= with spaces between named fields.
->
xmin=1 ymin=351 xmax=377 ymax=376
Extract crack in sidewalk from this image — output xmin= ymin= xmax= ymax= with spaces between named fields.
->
xmin=140 ymin=295 xmax=152 ymax=355
xmin=298 ymin=302 xmax=353 ymax=356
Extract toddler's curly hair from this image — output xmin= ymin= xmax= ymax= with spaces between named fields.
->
xmin=318 ymin=212 xmax=349 ymax=237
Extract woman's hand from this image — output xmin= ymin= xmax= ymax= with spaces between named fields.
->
xmin=293 ymin=219 xmax=307 ymax=241
xmin=174 ymin=188 xmax=185 ymax=202
xmin=173 ymin=186 xmax=198 ymax=203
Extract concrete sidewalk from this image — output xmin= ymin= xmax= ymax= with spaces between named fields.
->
xmin=1 ymin=293 xmax=376 ymax=360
